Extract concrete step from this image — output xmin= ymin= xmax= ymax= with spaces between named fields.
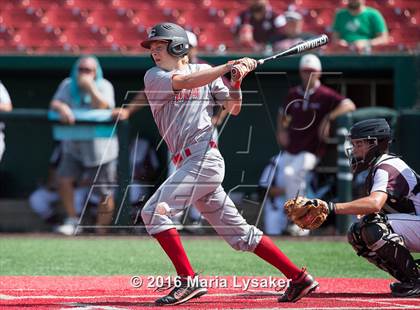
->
xmin=0 ymin=199 xmax=49 ymax=232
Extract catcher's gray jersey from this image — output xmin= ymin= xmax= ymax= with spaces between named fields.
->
xmin=144 ymin=63 xmax=228 ymax=154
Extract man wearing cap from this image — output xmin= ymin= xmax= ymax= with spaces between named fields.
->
xmin=274 ymin=11 xmax=315 ymax=51
xmin=233 ymin=0 xmax=286 ymax=50
xmin=277 ymin=54 xmax=355 ymax=234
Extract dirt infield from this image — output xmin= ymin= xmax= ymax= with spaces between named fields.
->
xmin=1 ymin=276 xmax=419 ymax=309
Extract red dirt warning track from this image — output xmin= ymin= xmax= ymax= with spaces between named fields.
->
xmin=0 ymin=276 xmax=419 ymax=309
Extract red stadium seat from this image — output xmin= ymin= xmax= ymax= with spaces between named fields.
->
xmin=294 ymin=0 xmax=337 ymax=9
xmin=64 ymin=0 xmax=110 ymax=10
xmin=41 ymin=7 xmax=86 ymax=29
xmin=379 ymin=7 xmax=408 ymax=21
xmin=0 ymin=0 xmax=22 ymax=11
xmin=176 ymin=9 xmax=220 ymax=30
xmin=386 ymin=20 xmax=403 ymax=31
xmin=269 ymin=0 xmax=289 ymax=12
xmin=386 ymin=0 xmax=420 ymax=9
xmin=372 ymin=42 xmax=405 ymax=53
xmin=0 ymin=27 xmax=17 ymax=50
xmin=302 ymin=21 xmax=328 ymax=34
xmin=410 ymin=10 xmax=420 ymax=24
xmin=132 ymin=11 xmax=175 ymax=29
xmin=199 ymin=25 xmax=236 ymax=51
xmin=107 ymin=25 xmax=146 ymax=52
xmin=155 ymin=0 xmax=198 ymax=11
xmin=61 ymin=26 xmax=109 ymax=52
xmin=322 ymin=44 xmax=351 ymax=55
xmin=14 ymin=26 xmax=63 ymax=52
xmin=156 ymin=0 xmax=201 ymax=20
xmin=221 ymin=9 xmax=240 ymax=27
xmin=390 ymin=26 xmax=420 ymax=43
xmin=312 ymin=9 xmax=334 ymax=27
xmin=21 ymin=0 xmax=63 ymax=10
xmin=2 ymin=0 xmax=416 ymax=54
xmin=402 ymin=41 xmax=420 ymax=51
xmin=110 ymin=0 xmax=153 ymax=11
xmin=0 ymin=7 xmax=43 ymax=29
xmin=202 ymin=0 xmax=244 ymax=11
xmin=86 ymin=8 xmax=135 ymax=29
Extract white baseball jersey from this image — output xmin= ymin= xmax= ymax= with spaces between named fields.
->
xmin=141 ymin=62 xmax=263 ymax=251
xmin=364 ymin=154 xmax=420 ymax=252
xmin=369 ymin=154 xmax=420 ymax=215
xmin=144 ymin=63 xmax=228 ymax=154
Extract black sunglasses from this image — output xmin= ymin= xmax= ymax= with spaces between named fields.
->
xmin=78 ymin=67 xmax=95 ymax=73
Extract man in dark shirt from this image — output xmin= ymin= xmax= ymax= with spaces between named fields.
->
xmin=278 ymin=54 xmax=356 ymax=201
xmin=274 ymin=11 xmax=315 ymax=51
xmin=233 ymin=0 xmax=285 ymax=50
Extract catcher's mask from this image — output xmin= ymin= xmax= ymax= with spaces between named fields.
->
xmin=141 ymin=22 xmax=190 ymax=57
xmin=345 ymin=118 xmax=392 ymax=174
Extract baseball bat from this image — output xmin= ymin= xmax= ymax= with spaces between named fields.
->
xmin=231 ymin=34 xmax=329 ymax=80
xmin=257 ymin=34 xmax=329 ymax=65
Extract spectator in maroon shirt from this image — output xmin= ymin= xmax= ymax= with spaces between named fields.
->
xmin=233 ymin=0 xmax=285 ymax=51
xmin=277 ymin=54 xmax=356 ymax=202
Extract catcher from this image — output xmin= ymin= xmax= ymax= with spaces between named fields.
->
xmin=285 ymin=118 xmax=420 ymax=297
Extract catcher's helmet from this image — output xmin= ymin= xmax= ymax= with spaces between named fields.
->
xmin=141 ymin=22 xmax=190 ymax=57
xmin=346 ymin=118 xmax=392 ymax=174
xmin=349 ymin=118 xmax=391 ymax=140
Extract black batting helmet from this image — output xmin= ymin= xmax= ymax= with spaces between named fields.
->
xmin=346 ymin=118 xmax=392 ymax=174
xmin=141 ymin=22 xmax=190 ymax=57
xmin=349 ymin=118 xmax=392 ymax=140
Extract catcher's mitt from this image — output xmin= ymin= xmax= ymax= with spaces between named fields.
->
xmin=284 ymin=196 xmax=330 ymax=230
xmin=231 ymin=57 xmax=257 ymax=82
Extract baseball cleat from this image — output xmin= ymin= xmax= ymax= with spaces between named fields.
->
xmin=54 ymin=217 xmax=79 ymax=236
xmin=390 ymin=279 xmax=420 ymax=297
xmin=278 ymin=270 xmax=319 ymax=302
xmin=155 ymin=275 xmax=207 ymax=306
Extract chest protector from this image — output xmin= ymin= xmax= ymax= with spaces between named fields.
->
xmin=365 ymin=156 xmax=419 ymax=214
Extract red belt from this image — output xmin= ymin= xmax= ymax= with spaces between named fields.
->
xmin=172 ymin=140 xmax=218 ymax=165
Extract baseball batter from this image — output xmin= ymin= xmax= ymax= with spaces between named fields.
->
xmin=140 ymin=22 xmax=318 ymax=306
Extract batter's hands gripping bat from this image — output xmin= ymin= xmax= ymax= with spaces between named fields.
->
xmin=231 ymin=34 xmax=329 ymax=81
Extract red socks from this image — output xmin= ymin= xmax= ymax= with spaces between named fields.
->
xmin=153 ymin=230 xmax=302 ymax=280
xmin=153 ymin=228 xmax=195 ymax=277
xmin=254 ymin=235 xmax=302 ymax=280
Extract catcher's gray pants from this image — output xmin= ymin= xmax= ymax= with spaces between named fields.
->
xmin=141 ymin=142 xmax=263 ymax=252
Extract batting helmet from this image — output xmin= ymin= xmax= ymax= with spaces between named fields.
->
xmin=347 ymin=118 xmax=392 ymax=174
xmin=141 ymin=23 xmax=190 ymax=57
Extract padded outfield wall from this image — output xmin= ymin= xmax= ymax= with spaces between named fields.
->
xmin=0 ymin=54 xmax=418 ymax=198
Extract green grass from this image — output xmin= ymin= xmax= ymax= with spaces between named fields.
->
xmin=1 ymin=236 xmax=417 ymax=278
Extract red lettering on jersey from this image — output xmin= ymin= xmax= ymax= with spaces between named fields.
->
xmin=191 ymin=87 xmax=199 ymax=98
xmin=173 ymin=88 xmax=200 ymax=104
